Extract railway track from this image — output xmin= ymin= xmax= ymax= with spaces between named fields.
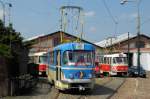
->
xmin=107 ymin=77 xmax=126 ymax=99
xmin=79 ymin=77 xmax=113 ymax=99
xmin=52 ymin=77 xmax=114 ymax=99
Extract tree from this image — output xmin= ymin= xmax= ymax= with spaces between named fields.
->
xmin=0 ymin=20 xmax=28 ymax=77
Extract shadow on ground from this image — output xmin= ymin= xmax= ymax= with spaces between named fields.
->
xmin=61 ymin=84 xmax=115 ymax=96
xmin=16 ymin=78 xmax=51 ymax=96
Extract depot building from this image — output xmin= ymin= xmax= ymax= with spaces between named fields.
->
xmin=95 ymin=33 xmax=150 ymax=71
xmin=25 ymin=31 xmax=103 ymax=57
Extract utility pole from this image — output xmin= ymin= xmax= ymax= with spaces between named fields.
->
xmin=128 ymin=32 xmax=130 ymax=67
xmin=121 ymin=0 xmax=141 ymax=76
xmin=0 ymin=0 xmax=5 ymax=25
xmin=137 ymin=0 xmax=141 ymax=76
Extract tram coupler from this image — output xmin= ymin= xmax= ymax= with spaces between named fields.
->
xmin=79 ymin=85 xmax=85 ymax=91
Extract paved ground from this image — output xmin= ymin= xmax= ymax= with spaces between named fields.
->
xmin=2 ymin=72 xmax=150 ymax=99
xmin=111 ymin=72 xmax=150 ymax=99
xmin=2 ymin=77 xmax=125 ymax=99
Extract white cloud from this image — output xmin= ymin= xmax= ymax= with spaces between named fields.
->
xmin=130 ymin=13 xmax=137 ymax=18
xmin=84 ymin=11 xmax=95 ymax=17
xmin=120 ymin=12 xmax=137 ymax=20
xmin=89 ymin=26 xmax=97 ymax=32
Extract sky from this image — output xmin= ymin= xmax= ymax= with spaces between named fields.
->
xmin=1 ymin=0 xmax=150 ymax=43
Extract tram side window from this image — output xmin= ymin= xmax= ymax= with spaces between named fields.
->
xmin=104 ymin=57 xmax=106 ymax=64
xmin=99 ymin=57 xmax=103 ymax=63
xmin=50 ymin=52 xmax=54 ymax=65
xmin=107 ymin=57 xmax=109 ymax=64
xmin=102 ymin=57 xmax=104 ymax=63
xmin=29 ymin=56 xmax=34 ymax=63
xmin=63 ymin=52 xmax=67 ymax=65
xmin=34 ymin=56 xmax=39 ymax=63
xmin=110 ymin=57 xmax=112 ymax=64
xmin=108 ymin=57 xmax=111 ymax=64
xmin=63 ymin=51 xmax=73 ymax=65
xmin=104 ymin=57 xmax=110 ymax=64
xmin=87 ymin=53 xmax=91 ymax=63
xmin=39 ymin=55 xmax=47 ymax=64
xmin=113 ymin=58 xmax=116 ymax=64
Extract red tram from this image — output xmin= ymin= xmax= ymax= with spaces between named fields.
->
xmin=29 ymin=52 xmax=48 ymax=77
xmin=95 ymin=53 xmax=128 ymax=76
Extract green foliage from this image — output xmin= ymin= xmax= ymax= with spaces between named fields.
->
xmin=0 ymin=20 xmax=29 ymax=77
xmin=0 ymin=44 xmax=11 ymax=58
xmin=0 ymin=20 xmax=24 ymax=58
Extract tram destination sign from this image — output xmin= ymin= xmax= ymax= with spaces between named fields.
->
xmin=75 ymin=43 xmax=84 ymax=50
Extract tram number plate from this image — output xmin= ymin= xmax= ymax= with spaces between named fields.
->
xmin=76 ymin=43 xmax=84 ymax=49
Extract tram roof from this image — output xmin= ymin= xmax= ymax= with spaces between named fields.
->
xmin=104 ymin=53 xmax=127 ymax=57
xmin=29 ymin=51 xmax=47 ymax=56
xmin=54 ymin=42 xmax=95 ymax=51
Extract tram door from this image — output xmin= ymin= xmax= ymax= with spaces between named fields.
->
xmin=56 ymin=50 xmax=61 ymax=81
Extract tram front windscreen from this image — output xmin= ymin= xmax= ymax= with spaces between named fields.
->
xmin=63 ymin=51 xmax=94 ymax=66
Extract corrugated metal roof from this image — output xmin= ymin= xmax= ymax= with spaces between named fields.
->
xmin=23 ymin=34 xmax=45 ymax=42
xmin=95 ymin=33 xmax=136 ymax=47
xmin=24 ymin=31 xmax=103 ymax=49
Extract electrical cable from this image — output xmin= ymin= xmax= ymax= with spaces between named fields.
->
xmin=141 ymin=18 xmax=150 ymax=26
xmin=101 ymin=0 xmax=118 ymax=24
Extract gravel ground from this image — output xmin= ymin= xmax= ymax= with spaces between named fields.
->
xmin=111 ymin=72 xmax=150 ymax=99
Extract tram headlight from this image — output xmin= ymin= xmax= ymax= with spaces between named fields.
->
xmin=88 ymin=74 xmax=92 ymax=78
xmin=61 ymin=72 xmax=66 ymax=80
xmin=68 ymin=74 xmax=74 ymax=79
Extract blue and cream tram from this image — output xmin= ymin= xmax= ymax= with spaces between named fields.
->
xmin=47 ymin=42 xmax=95 ymax=91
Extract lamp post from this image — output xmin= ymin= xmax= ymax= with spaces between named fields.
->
xmin=0 ymin=0 xmax=5 ymax=25
xmin=6 ymin=3 xmax=12 ymax=48
xmin=120 ymin=0 xmax=141 ymax=76
xmin=0 ymin=1 xmax=12 ymax=26
xmin=6 ymin=3 xmax=12 ymax=26
xmin=128 ymin=32 xmax=130 ymax=67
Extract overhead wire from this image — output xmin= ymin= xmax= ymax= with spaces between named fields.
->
xmin=101 ymin=0 xmax=118 ymax=25
xmin=101 ymin=0 xmax=119 ymax=53
xmin=101 ymin=0 xmax=118 ymax=35
xmin=141 ymin=18 xmax=150 ymax=26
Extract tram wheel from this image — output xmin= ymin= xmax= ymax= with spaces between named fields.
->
xmin=122 ymin=72 xmax=128 ymax=77
xmin=100 ymin=74 xmax=104 ymax=78
xmin=49 ymin=80 xmax=54 ymax=86
xmin=84 ymin=89 xmax=93 ymax=94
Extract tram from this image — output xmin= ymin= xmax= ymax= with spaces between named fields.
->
xmin=47 ymin=42 xmax=95 ymax=91
xmin=97 ymin=53 xmax=128 ymax=76
xmin=29 ymin=52 xmax=48 ymax=77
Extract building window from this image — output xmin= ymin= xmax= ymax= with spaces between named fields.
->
xmin=136 ymin=41 xmax=145 ymax=48
xmin=53 ymin=37 xmax=60 ymax=46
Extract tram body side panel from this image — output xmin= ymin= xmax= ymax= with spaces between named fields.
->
xmin=111 ymin=64 xmax=128 ymax=72
xmin=100 ymin=63 xmax=111 ymax=73
xmin=48 ymin=65 xmax=56 ymax=81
